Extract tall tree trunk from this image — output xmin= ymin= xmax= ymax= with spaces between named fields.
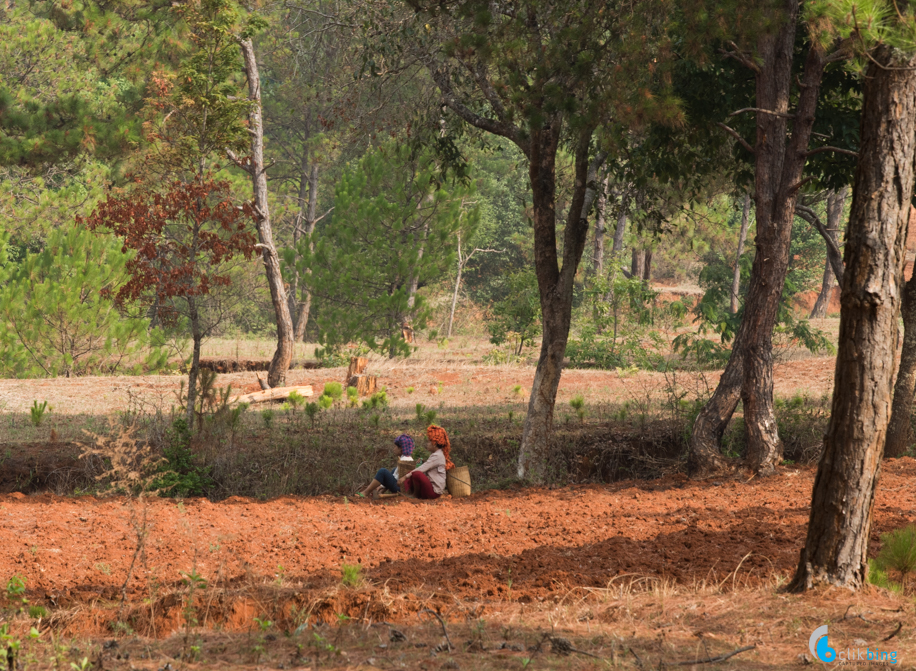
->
xmin=642 ymin=249 xmax=652 ymax=282
xmin=730 ymin=192 xmax=751 ymax=314
xmin=789 ymin=47 xmax=916 ymax=591
xmin=447 ymin=231 xmax=464 ymax=338
xmin=186 ymin=295 xmax=201 ymax=431
xmin=592 ymin=176 xmax=608 ymax=276
xmin=688 ymin=2 xmax=825 ymax=477
xmin=517 ymin=133 xmax=604 ymax=481
xmin=611 ymin=193 xmax=628 ymax=255
xmin=630 ymin=249 xmax=646 ymax=280
xmin=809 ymin=188 xmax=847 ymax=319
xmin=885 ymin=274 xmax=916 ymax=458
xmin=238 ymin=39 xmax=294 ymax=388
xmin=293 ymin=163 xmax=319 ymax=342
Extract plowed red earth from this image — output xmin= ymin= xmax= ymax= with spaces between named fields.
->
xmin=3 ymin=459 xmax=915 ymax=637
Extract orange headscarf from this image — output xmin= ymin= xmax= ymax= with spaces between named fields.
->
xmin=427 ymin=425 xmax=454 ymax=470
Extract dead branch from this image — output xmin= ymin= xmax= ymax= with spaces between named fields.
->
xmin=420 ymin=609 xmax=453 ymax=651
xmin=716 ymin=123 xmax=755 ymax=154
xmin=883 ymin=622 xmax=903 ymax=642
xmin=672 ymin=644 xmax=756 ymax=666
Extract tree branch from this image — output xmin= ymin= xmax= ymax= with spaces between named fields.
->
xmin=720 ymin=42 xmax=761 ymax=73
xmin=716 ymin=122 xmax=755 ymax=154
xmin=672 ymin=644 xmax=756 ymax=666
xmin=804 ymin=146 xmax=859 ymax=158
xmin=796 ymin=205 xmax=845 ymax=283
xmin=428 ymin=65 xmax=527 ymax=153
xmin=729 ymin=107 xmax=795 ymax=119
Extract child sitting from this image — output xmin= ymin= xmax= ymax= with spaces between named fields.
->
xmin=358 ymin=434 xmax=414 ymax=498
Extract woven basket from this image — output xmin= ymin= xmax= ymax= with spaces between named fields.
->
xmin=446 ymin=465 xmax=472 ymax=497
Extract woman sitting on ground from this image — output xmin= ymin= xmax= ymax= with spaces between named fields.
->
xmin=399 ymin=425 xmax=454 ymax=499
xmin=358 ymin=434 xmax=415 ymax=498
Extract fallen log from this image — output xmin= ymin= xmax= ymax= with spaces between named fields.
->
xmin=229 ymin=385 xmax=313 ymax=405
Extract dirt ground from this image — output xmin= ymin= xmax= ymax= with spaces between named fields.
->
xmin=3 ymin=460 xmax=915 ymax=628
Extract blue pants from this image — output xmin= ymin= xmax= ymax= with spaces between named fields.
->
xmin=374 ymin=468 xmax=399 ymax=493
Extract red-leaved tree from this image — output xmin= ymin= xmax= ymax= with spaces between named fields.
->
xmin=83 ymin=177 xmax=256 ymax=428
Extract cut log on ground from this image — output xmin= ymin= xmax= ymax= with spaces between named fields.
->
xmin=346 ymin=357 xmax=368 ymax=382
xmin=349 ymin=375 xmax=378 ymax=397
xmin=229 ymin=385 xmax=313 ymax=405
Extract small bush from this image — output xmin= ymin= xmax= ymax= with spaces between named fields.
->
xmin=569 ymin=394 xmax=585 ymax=422
xmin=340 ymin=563 xmax=363 ymax=588
xmin=323 ymin=382 xmax=343 ymax=402
xmin=318 ymin=394 xmax=334 ymax=410
xmin=870 ymin=525 xmax=916 ymax=593
xmin=30 ymin=400 xmax=51 ymax=427
xmin=287 ymin=391 xmax=307 ymax=408
xmin=150 ymin=419 xmax=214 ymax=497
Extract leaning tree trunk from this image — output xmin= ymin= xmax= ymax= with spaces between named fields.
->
xmin=517 ymin=132 xmax=604 ymax=481
xmin=688 ymin=1 xmax=825 ymax=477
xmin=730 ymin=192 xmax=751 ymax=314
xmin=809 ymin=188 xmax=847 ymax=319
xmin=239 ymin=39 xmax=294 ymax=387
xmin=789 ymin=47 xmax=916 ymax=591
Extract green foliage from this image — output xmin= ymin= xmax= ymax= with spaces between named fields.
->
xmin=361 ymin=389 xmax=389 ymax=411
xmin=150 ymin=419 xmax=213 ymax=497
xmin=0 ymin=226 xmax=166 ymax=378
xmin=346 ymin=386 xmax=359 ymax=407
xmin=314 ymin=346 xmax=350 ymax=368
xmin=340 ymin=563 xmax=363 ymax=588
xmin=568 ymin=272 xmax=682 ymax=370
xmin=869 ymin=525 xmax=916 ymax=593
xmin=287 ymin=390 xmax=307 ymax=408
xmin=415 ymin=403 xmax=437 ymax=425
xmin=322 ymin=382 xmax=343 ymax=402
xmin=261 ymin=409 xmax=275 ymax=429
xmin=569 ymin=395 xmax=585 ymax=422
xmin=29 ymin=400 xmax=50 ymax=427
xmin=318 ymin=394 xmax=334 ymax=410
xmin=297 ymin=143 xmax=478 ymax=358
xmin=487 ymin=268 xmax=541 ymax=356
xmin=304 ymin=402 xmax=320 ymax=426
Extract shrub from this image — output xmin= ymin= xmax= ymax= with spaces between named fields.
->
xmin=322 ymin=382 xmax=343 ymax=402
xmin=869 ymin=525 xmax=916 ymax=594
xmin=30 ymin=400 xmax=51 ymax=427
xmin=340 ymin=563 xmax=363 ymax=588
xmin=318 ymin=394 xmax=334 ymax=410
xmin=150 ymin=419 xmax=213 ymax=497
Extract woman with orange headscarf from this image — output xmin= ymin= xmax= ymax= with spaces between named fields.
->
xmin=399 ymin=425 xmax=454 ymax=499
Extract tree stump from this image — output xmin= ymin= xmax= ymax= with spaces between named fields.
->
xmin=349 ymin=375 xmax=378 ymax=396
xmin=346 ymin=356 xmax=368 ymax=382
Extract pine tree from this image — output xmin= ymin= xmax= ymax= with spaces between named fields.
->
xmin=303 ymin=144 xmax=477 ymax=357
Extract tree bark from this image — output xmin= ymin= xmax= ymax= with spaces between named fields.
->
xmin=631 ymin=249 xmax=646 ymax=280
xmin=730 ymin=192 xmax=751 ymax=314
xmin=642 ymin=249 xmax=652 ymax=282
xmin=809 ymin=188 xmax=847 ymax=319
xmin=688 ymin=1 xmax=826 ymax=477
xmin=239 ymin=39 xmax=294 ymax=388
xmin=292 ymin=162 xmax=319 ymax=342
xmin=186 ymin=295 xmax=201 ymax=430
xmin=517 ymin=135 xmax=604 ymax=481
xmin=611 ymin=193 xmax=628 ymax=255
xmin=592 ymin=176 xmax=608 ymax=276
xmin=885 ymin=273 xmax=916 ymax=458
xmin=448 ymin=231 xmax=464 ymax=338
xmin=789 ymin=47 xmax=916 ymax=591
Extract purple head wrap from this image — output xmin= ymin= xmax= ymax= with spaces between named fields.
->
xmin=394 ymin=434 xmax=414 ymax=457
